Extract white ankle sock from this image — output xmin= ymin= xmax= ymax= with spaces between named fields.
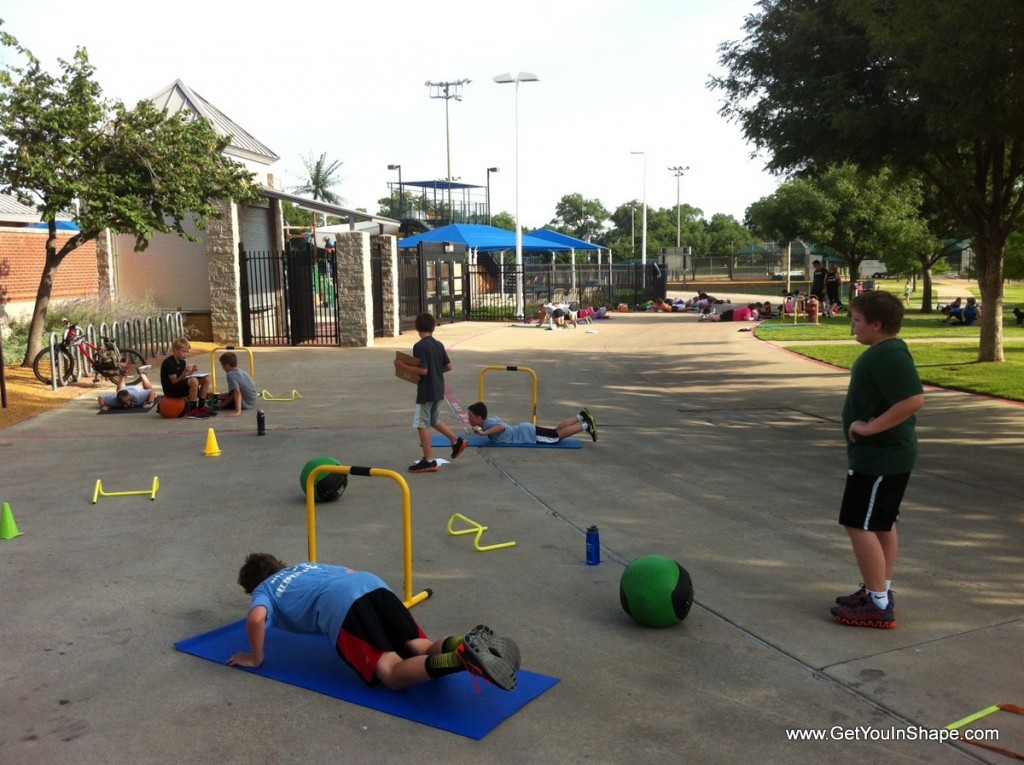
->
xmin=885 ymin=579 xmax=892 ymax=591
xmin=868 ymin=589 xmax=889 ymax=610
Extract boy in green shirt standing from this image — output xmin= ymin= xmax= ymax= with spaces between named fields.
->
xmin=831 ymin=290 xmax=924 ymax=629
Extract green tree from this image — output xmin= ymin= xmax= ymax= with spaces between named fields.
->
xmin=713 ymin=0 xmax=1024 ymax=361
xmin=292 ymin=152 xmax=343 ymax=206
xmin=549 ymin=193 xmax=609 ymax=242
xmin=0 ymin=28 xmax=259 ymax=364
xmin=490 ymin=211 xmax=517 ymax=232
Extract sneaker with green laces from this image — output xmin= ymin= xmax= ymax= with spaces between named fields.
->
xmin=580 ymin=408 xmax=598 ymax=442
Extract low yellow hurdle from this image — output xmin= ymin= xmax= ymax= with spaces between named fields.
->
xmin=479 ymin=365 xmax=538 ymax=424
xmin=447 ymin=513 xmax=517 ymax=551
xmin=93 ymin=476 xmax=160 ymax=504
xmin=305 ymin=465 xmax=431 ymax=609
xmin=260 ymin=389 xmax=302 ymax=401
xmin=209 ymin=346 xmax=255 ymax=393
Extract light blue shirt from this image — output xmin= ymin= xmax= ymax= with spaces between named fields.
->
xmin=250 ymin=563 xmax=387 ymax=640
xmin=483 ymin=416 xmax=537 ymax=444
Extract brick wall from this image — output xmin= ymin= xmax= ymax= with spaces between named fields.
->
xmin=0 ymin=229 xmax=100 ymax=313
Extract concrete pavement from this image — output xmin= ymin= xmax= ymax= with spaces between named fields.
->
xmin=1 ymin=311 xmax=1021 ymax=764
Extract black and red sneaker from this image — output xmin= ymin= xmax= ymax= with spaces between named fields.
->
xmin=830 ymin=600 xmax=896 ymax=629
xmin=456 ymin=628 xmax=519 ymax=691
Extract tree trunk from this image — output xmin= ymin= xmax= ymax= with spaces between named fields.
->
xmin=20 ymin=223 xmax=67 ymax=366
xmin=920 ymin=267 xmax=934 ymax=313
xmin=973 ymin=238 xmax=1005 ymax=362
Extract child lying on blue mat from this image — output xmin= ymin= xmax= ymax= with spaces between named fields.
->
xmin=467 ymin=402 xmax=598 ymax=444
xmin=228 ymin=553 xmax=521 ymax=691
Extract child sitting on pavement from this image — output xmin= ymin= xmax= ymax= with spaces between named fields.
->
xmin=467 ymin=401 xmax=598 ymax=444
xmin=97 ymin=365 xmax=156 ymax=412
xmin=212 ymin=352 xmax=258 ymax=417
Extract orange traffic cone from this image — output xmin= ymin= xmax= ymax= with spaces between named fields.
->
xmin=204 ymin=428 xmax=222 ymax=457
xmin=1 ymin=501 xmax=23 ymax=540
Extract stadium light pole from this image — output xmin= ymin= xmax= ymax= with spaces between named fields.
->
xmin=426 ymin=79 xmax=470 ymax=222
xmin=494 ymin=71 xmax=539 ymax=319
xmin=486 ymin=167 xmax=500 ymax=225
xmin=626 ymin=150 xmax=643 ymax=268
xmin=668 ymin=165 xmax=689 ymax=249
xmin=387 ymin=164 xmax=403 ymax=220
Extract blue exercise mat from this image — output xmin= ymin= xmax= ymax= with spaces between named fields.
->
xmin=432 ymin=434 xmax=582 ymax=449
xmin=175 ymin=620 xmax=559 ymax=739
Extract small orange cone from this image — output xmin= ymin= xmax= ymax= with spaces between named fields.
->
xmin=1 ymin=501 xmax=23 ymax=540
xmin=204 ymin=428 xmax=222 ymax=457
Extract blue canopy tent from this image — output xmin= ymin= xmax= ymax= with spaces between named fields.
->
xmin=528 ymin=229 xmax=611 ymax=295
xmin=398 ymin=223 xmax=570 ymax=253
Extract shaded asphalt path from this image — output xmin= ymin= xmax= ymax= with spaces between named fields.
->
xmin=1 ymin=310 xmax=1021 ymax=764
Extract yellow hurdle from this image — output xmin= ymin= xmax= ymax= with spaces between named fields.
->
xmin=260 ymin=389 xmax=302 ymax=401
xmin=306 ymin=465 xmax=431 ymax=609
xmin=447 ymin=513 xmax=517 ymax=551
xmin=479 ymin=365 xmax=539 ymax=424
xmin=93 ymin=476 xmax=160 ymax=504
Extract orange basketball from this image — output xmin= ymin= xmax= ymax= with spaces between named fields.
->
xmin=158 ymin=397 xmax=187 ymax=418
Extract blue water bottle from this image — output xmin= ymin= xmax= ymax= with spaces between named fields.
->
xmin=586 ymin=525 xmax=600 ymax=565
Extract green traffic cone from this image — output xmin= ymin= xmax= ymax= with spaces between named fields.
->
xmin=1 ymin=501 xmax=23 ymax=540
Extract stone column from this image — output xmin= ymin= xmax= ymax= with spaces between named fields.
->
xmin=206 ymin=198 xmax=242 ymax=345
xmin=336 ymin=230 xmax=373 ymax=347
xmin=373 ymin=234 xmax=400 ymax=337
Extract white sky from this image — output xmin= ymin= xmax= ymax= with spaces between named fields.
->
xmin=1 ymin=0 xmax=781 ymax=229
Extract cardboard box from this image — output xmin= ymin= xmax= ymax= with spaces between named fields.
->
xmin=394 ymin=351 xmax=421 ymax=384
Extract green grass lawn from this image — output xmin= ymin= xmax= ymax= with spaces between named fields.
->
xmin=756 ymin=281 xmax=1024 ymax=402
xmin=791 ymin=342 xmax=1024 ymax=402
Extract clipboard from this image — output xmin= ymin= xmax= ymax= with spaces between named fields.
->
xmin=394 ymin=351 xmax=421 ymax=384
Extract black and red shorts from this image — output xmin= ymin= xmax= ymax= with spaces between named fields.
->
xmin=335 ymin=588 xmax=426 ymax=685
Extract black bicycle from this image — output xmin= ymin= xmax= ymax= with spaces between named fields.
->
xmin=33 ymin=319 xmax=147 ymax=386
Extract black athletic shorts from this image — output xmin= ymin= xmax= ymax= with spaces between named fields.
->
xmin=839 ymin=470 xmax=910 ymax=532
xmin=335 ymin=588 xmax=426 ymax=685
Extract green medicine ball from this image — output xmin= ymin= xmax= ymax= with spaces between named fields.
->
xmin=300 ymin=457 xmax=348 ymax=502
xmin=619 ymin=555 xmax=694 ymax=627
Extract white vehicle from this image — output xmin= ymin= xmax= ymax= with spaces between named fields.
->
xmin=860 ymin=259 xmax=889 ymax=278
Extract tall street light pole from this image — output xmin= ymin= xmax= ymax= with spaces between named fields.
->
xmin=426 ymin=78 xmax=470 ymax=223
xmin=494 ymin=71 xmax=539 ymax=320
xmin=631 ymin=151 xmax=647 ymax=276
xmin=387 ymin=163 xmax=403 ymax=221
xmin=486 ymin=167 xmax=499 ymax=225
xmin=668 ymin=165 xmax=689 ymax=249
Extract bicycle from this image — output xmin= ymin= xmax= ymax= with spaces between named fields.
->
xmin=33 ymin=318 xmax=148 ymax=387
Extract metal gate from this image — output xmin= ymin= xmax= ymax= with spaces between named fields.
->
xmin=240 ymin=244 xmax=341 ymax=346
xmin=397 ymin=242 xmax=468 ymax=331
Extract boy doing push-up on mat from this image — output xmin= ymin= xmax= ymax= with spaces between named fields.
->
xmin=228 ymin=552 xmax=521 ymax=691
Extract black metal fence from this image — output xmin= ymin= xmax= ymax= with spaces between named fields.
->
xmin=466 ymin=261 xmax=666 ymax=321
xmin=239 ymin=247 xmax=340 ymax=346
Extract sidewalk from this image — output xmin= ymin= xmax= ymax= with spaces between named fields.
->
xmin=1 ymin=314 xmax=1021 ymax=764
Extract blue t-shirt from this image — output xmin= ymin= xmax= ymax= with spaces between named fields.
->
xmin=483 ymin=416 xmax=537 ymax=444
xmin=249 ymin=563 xmax=388 ymax=641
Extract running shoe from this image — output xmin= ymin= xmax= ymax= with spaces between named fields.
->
xmin=136 ymin=364 xmax=153 ymax=375
xmin=830 ymin=600 xmax=896 ymax=629
xmin=580 ymin=408 xmax=598 ymax=442
xmin=457 ymin=628 xmax=519 ymax=691
xmin=467 ymin=624 xmax=521 ymax=671
xmin=835 ymin=585 xmax=895 ymax=609
xmin=187 ymin=406 xmax=212 ymax=419
xmin=451 ymin=437 xmax=468 ymax=459
xmin=408 ymin=459 xmax=439 ymax=473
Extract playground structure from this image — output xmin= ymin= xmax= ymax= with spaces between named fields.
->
xmin=304 ymin=464 xmax=431 ymax=609
xmin=479 ymin=365 xmax=538 ymax=424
